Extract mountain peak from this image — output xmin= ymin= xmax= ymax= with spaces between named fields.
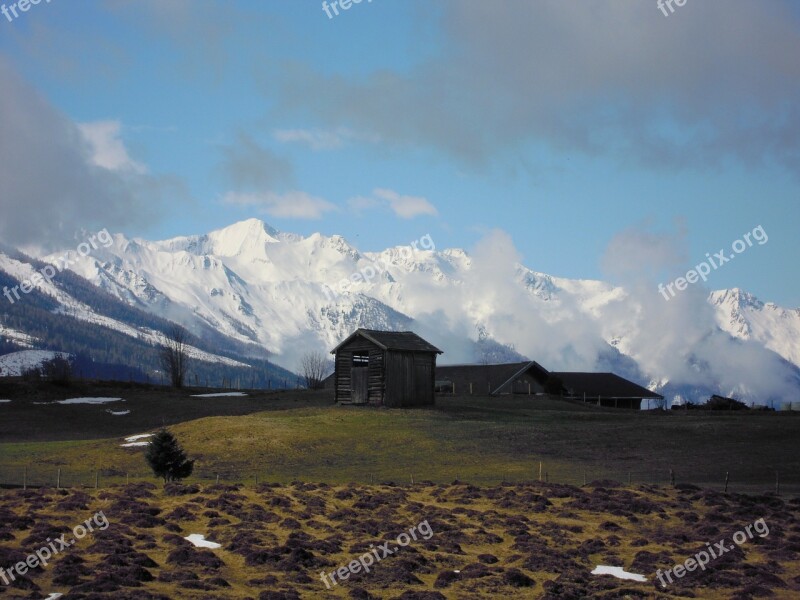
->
xmin=710 ymin=288 xmax=764 ymax=311
xmin=211 ymin=218 xmax=280 ymax=240
xmin=205 ymin=218 xmax=281 ymax=257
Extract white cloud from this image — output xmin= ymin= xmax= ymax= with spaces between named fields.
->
xmin=78 ymin=120 xmax=147 ymax=173
xmin=273 ymin=1 xmax=800 ymax=174
xmin=223 ymin=190 xmax=337 ymax=220
xmin=219 ymin=132 xmax=294 ymax=188
xmin=273 ymin=127 xmax=379 ymax=151
xmin=347 ymin=195 xmax=381 ymax=214
xmin=350 ymin=188 xmax=438 ymax=219
xmin=274 ymin=128 xmax=346 ymax=150
xmin=0 ymin=59 xmax=173 ymax=248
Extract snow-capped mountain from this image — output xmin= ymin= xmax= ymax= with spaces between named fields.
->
xmin=3 ymin=219 xmax=798 ymax=405
xmin=710 ymin=288 xmax=800 ymax=368
xmin=0 ymin=243 xmax=295 ymax=386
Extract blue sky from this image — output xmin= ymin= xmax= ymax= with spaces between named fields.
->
xmin=1 ymin=0 xmax=799 ymax=306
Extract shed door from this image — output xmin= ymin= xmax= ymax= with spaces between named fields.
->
xmin=415 ymin=361 xmax=432 ymax=404
xmin=351 ymin=367 xmax=368 ymax=404
xmin=351 ymin=351 xmax=369 ymax=404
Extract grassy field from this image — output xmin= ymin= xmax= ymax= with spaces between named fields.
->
xmin=1 ymin=383 xmax=799 ymax=598
xmin=0 ymin=380 xmax=331 ymax=443
xmin=1 ymin=385 xmax=798 ymax=493
xmin=0 ymin=480 xmax=797 ymax=599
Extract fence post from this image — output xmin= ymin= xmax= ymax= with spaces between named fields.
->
xmin=669 ymin=468 xmax=675 ymax=487
xmin=775 ymin=471 xmax=780 ymax=495
xmin=95 ymin=471 xmax=99 ymax=490
xmin=724 ymin=471 xmax=729 ymax=493
xmin=538 ymin=462 xmax=542 ymax=482
xmin=23 ymin=466 xmax=27 ymax=490
xmin=57 ymin=468 xmax=61 ymax=490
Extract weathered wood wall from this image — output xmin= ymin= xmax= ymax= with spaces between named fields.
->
xmin=333 ymin=338 xmax=437 ymax=407
xmin=333 ymin=337 xmax=385 ymax=405
xmin=384 ymin=351 xmax=436 ymax=407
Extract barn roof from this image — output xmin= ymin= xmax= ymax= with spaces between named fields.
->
xmin=330 ymin=329 xmax=443 ymax=354
xmin=552 ymin=372 xmax=663 ymax=399
xmin=436 ymin=361 xmax=549 ymax=395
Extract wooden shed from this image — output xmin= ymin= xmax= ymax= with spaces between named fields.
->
xmin=330 ymin=329 xmax=443 ymax=407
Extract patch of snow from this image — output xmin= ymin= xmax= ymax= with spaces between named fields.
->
xmin=191 ymin=392 xmax=248 ymax=398
xmin=44 ymin=594 xmax=64 ymax=600
xmin=107 ymin=409 xmax=130 ymax=416
xmin=0 ymin=325 xmax=37 ymax=349
xmin=57 ymin=397 xmax=124 ymax=405
xmin=0 ymin=350 xmax=71 ymax=377
xmin=185 ymin=534 xmax=221 ymax=549
xmin=591 ymin=565 xmax=647 ymax=582
xmin=0 ymin=399 xmax=10 ymax=403
xmin=120 ymin=433 xmax=152 ymax=447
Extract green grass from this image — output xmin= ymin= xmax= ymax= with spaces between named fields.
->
xmin=1 ymin=389 xmax=798 ymax=493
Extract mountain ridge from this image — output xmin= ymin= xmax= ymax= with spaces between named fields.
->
xmin=2 ymin=219 xmax=798 ymax=405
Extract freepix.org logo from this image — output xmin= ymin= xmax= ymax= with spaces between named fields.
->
xmin=3 ymin=229 xmax=114 ymax=305
xmin=2 ymin=0 xmax=53 ymax=24
xmin=322 ymin=0 xmax=373 ymax=20
xmin=657 ymin=225 xmax=768 ymax=302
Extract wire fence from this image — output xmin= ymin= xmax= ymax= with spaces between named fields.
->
xmin=0 ymin=463 xmax=796 ymax=496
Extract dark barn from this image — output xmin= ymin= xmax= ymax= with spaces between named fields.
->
xmin=553 ymin=372 xmax=663 ymax=410
xmin=330 ymin=329 xmax=443 ymax=407
xmin=435 ymin=361 xmax=550 ymax=395
xmin=435 ymin=361 xmax=662 ymax=410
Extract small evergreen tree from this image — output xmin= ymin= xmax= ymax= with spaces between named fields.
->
xmin=145 ymin=429 xmax=194 ymax=483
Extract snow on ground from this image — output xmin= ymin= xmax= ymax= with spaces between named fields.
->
xmin=106 ymin=409 xmax=130 ymax=416
xmin=57 ymin=397 xmax=124 ymax=405
xmin=120 ymin=433 xmax=152 ymax=447
xmin=0 ymin=399 xmax=10 ymax=404
xmin=0 ymin=325 xmax=37 ymax=349
xmin=0 ymin=350 xmax=71 ymax=377
xmin=184 ymin=534 xmax=221 ymax=549
xmin=43 ymin=594 xmax=64 ymax=600
xmin=191 ymin=392 xmax=248 ymax=398
xmin=591 ymin=565 xmax=647 ymax=582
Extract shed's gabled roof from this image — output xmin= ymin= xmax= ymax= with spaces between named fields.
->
xmin=552 ymin=372 xmax=663 ymax=399
xmin=330 ymin=329 xmax=443 ymax=354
